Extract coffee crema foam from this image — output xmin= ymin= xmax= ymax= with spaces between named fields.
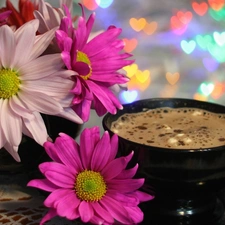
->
xmin=111 ymin=107 xmax=225 ymax=149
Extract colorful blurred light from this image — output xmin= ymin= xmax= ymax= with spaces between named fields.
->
xmin=95 ymin=0 xmax=114 ymax=8
xmin=120 ymin=90 xmax=138 ymax=103
xmin=123 ymin=38 xmax=138 ymax=53
xmin=213 ymin=31 xmax=225 ymax=46
xmin=180 ymin=40 xmax=196 ymax=54
xmin=143 ymin=21 xmax=158 ymax=35
xmin=211 ymin=82 xmax=225 ymax=99
xmin=199 ymin=82 xmax=215 ymax=96
xmin=81 ymin=0 xmax=225 ymax=102
xmin=208 ymin=0 xmax=224 ymax=11
xmin=202 ymin=57 xmax=219 ymax=72
xmin=129 ymin=17 xmax=147 ymax=32
xmin=195 ymin=34 xmax=213 ymax=50
xmin=193 ymin=93 xmax=208 ymax=101
xmin=82 ymin=0 xmax=99 ymax=10
xmin=123 ymin=64 xmax=139 ymax=78
xmin=207 ymin=43 xmax=225 ymax=62
xmin=165 ymin=72 xmax=180 ymax=85
xmin=208 ymin=7 xmax=225 ymax=21
xmin=192 ymin=2 xmax=208 ymax=16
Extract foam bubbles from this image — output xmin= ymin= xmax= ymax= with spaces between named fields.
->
xmin=111 ymin=107 xmax=225 ymax=149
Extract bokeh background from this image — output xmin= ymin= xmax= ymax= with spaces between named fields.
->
xmin=77 ymin=0 xmax=225 ymax=132
xmin=3 ymin=0 xmax=225 ymax=132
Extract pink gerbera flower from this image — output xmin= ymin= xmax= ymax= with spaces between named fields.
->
xmin=0 ymin=0 xmax=38 ymax=28
xmin=56 ymin=5 xmax=134 ymax=122
xmin=0 ymin=19 xmax=82 ymax=161
xmin=27 ymin=126 xmax=153 ymax=224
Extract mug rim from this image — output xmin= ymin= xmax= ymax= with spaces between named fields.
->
xmin=102 ymin=97 xmax=225 ymax=153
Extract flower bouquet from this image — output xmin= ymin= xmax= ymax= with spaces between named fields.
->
xmin=0 ymin=0 xmax=154 ymax=224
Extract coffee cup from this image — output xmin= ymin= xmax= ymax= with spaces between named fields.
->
xmin=102 ymin=98 xmax=225 ymax=225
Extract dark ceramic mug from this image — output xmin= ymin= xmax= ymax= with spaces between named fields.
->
xmin=102 ymin=98 xmax=225 ymax=225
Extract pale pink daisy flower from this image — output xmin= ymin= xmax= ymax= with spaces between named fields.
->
xmin=34 ymin=0 xmax=74 ymax=34
xmin=33 ymin=0 xmax=75 ymax=54
xmin=55 ymin=5 xmax=134 ymax=122
xmin=27 ymin=126 xmax=153 ymax=224
xmin=0 ymin=19 xmax=82 ymax=161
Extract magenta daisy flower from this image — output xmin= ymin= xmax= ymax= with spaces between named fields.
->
xmin=55 ymin=5 xmax=134 ymax=122
xmin=27 ymin=126 xmax=153 ymax=224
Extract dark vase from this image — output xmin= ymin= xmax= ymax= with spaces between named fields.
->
xmin=0 ymin=115 xmax=82 ymax=176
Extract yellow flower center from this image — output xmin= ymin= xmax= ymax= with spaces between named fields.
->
xmin=75 ymin=170 xmax=107 ymax=202
xmin=0 ymin=68 xmax=20 ymax=99
xmin=77 ymin=51 xmax=92 ymax=80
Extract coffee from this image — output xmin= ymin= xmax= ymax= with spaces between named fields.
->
xmin=111 ymin=107 xmax=225 ymax=149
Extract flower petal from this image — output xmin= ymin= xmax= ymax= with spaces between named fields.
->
xmin=101 ymin=151 xmax=133 ymax=180
xmin=72 ymin=96 xmax=92 ymax=122
xmin=44 ymin=141 xmax=62 ymax=163
xmin=83 ymin=27 xmax=122 ymax=57
xmin=78 ymin=201 xmax=94 ymax=223
xmin=9 ymin=96 xmax=35 ymax=120
xmin=12 ymin=21 xmax=36 ymax=67
xmin=14 ymin=19 xmax=39 ymax=38
xmin=91 ymin=201 xmax=114 ymax=224
xmin=56 ymin=191 xmax=80 ymax=220
xmin=124 ymin=206 xmax=144 ymax=224
xmin=0 ymin=112 xmax=6 ymax=148
xmin=31 ymin=28 xmax=57 ymax=59
xmin=40 ymin=208 xmax=58 ymax=225
xmin=2 ymin=142 xmax=20 ymax=162
xmin=106 ymin=190 xmax=140 ymax=207
xmin=46 ymin=3 xmax=62 ymax=27
xmin=79 ymin=126 xmax=100 ymax=169
xmin=1 ymin=100 xmax=22 ymax=146
xmin=99 ymin=195 xmax=132 ymax=224
xmin=56 ymin=107 xmax=83 ymax=124
xmin=23 ymin=73 xmax=74 ymax=100
xmin=107 ymin=178 xmax=145 ymax=193
xmin=92 ymin=58 xmax=133 ymax=72
xmin=91 ymin=131 xmax=112 ymax=171
xmin=19 ymin=88 xmax=63 ymax=114
xmin=88 ymin=81 xmax=121 ymax=116
xmin=0 ymin=24 xmax=15 ymax=68
xmin=73 ymin=61 xmax=90 ymax=75
xmin=116 ymin=164 xmax=139 ymax=179
xmin=89 ymin=215 xmax=104 ymax=225
xmin=134 ymin=190 xmax=154 ymax=202
xmin=108 ymin=134 xmax=119 ymax=162
xmin=44 ymin=189 xmax=76 ymax=208
xmin=19 ymin=54 xmax=64 ymax=80
xmin=54 ymin=133 xmax=83 ymax=173
xmin=23 ymin=111 xmax=48 ymax=145
xmin=27 ymin=178 xmax=59 ymax=192
xmin=39 ymin=162 xmax=75 ymax=188
xmin=34 ymin=10 xmax=50 ymax=34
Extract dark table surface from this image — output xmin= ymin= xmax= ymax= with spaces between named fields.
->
xmin=1 ymin=171 xmax=225 ymax=225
